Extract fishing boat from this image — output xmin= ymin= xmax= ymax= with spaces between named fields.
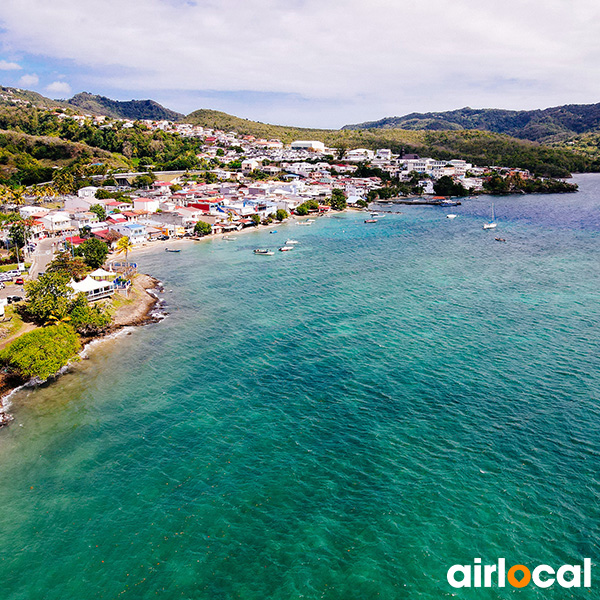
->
xmin=254 ymin=249 xmax=274 ymax=255
xmin=165 ymin=248 xmax=181 ymax=253
xmin=483 ymin=204 xmax=497 ymax=229
xmin=364 ymin=218 xmax=378 ymax=223
xmin=285 ymin=239 xmax=299 ymax=244
xmin=495 ymin=237 xmax=506 ymax=242
xmin=446 ymin=214 xmax=458 ymax=219
xmin=279 ymin=246 xmax=294 ymax=252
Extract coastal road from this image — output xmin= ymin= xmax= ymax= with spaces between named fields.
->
xmin=28 ymin=237 xmax=57 ymax=279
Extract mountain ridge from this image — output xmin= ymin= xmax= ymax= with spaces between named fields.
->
xmin=343 ymin=103 xmax=600 ymax=143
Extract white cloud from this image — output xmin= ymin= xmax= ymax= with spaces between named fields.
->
xmin=0 ymin=59 xmax=21 ymax=70
xmin=46 ymin=80 xmax=71 ymax=96
xmin=1 ymin=0 xmax=600 ymax=124
xmin=18 ymin=73 xmax=39 ymax=86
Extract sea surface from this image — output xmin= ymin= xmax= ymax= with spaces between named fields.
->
xmin=1 ymin=174 xmax=600 ymax=599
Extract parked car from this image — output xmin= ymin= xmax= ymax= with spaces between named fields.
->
xmin=7 ymin=296 xmax=23 ymax=304
xmin=157 ymin=235 xmax=170 ymax=241
xmin=5 ymin=270 xmax=20 ymax=277
xmin=14 ymin=277 xmax=24 ymax=285
xmin=0 ymin=274 xmax=12 ymax=282
xmin=0 ymin=282 xmax=5 ymax=290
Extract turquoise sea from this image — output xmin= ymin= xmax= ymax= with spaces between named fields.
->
xmin=1 ymin=174 xmax=600 ymax=599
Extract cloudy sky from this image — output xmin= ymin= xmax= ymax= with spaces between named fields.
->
xmin=0 ymin=0 xmax=599 ymax=127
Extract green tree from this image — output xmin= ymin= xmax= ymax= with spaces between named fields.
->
xmin=68 ymin=293 xmax=111 ymax=336
xmin=133 ymin=172 xmax=156 ymax=188
xmin=194 ymin=220 xmax=212 ymax=237
xmin=115 ymin=236 xmax=134 ymax=267
xmin=295 ymin=204 xmax=309 ymax=216
xmin=0 ymin=324 xmax=80 ymax=380
xmin=433 ymin=176 xmax=468 ymax=197
xmin=275 ymin=209 xmax=288 ymax=221
xmin=75 ymin=238 xmax=109 ymax=269
xmin=89 ymin=203 xmax=107 ymax=221
xmin=46 ymin=251 xmax=88 ymax=280
xmin=330 ymin=189 xmax=347 ymax=210
xmin=250 ymin=214 xmax=261 ymax=225
xmin=9 ymin=222 xmax=28 ymax=249
xmin=24 ymin=272 xmax=72 ymax=323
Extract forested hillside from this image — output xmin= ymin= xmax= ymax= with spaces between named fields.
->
xmin=343 ymin=103 xmax=600 ymax=143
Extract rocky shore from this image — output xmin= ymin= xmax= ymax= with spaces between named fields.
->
xmin=0 ymin=272 xmax=164 ymax=429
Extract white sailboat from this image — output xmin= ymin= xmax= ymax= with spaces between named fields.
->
xmin=483 ymin=204 xmax=497 ymax=229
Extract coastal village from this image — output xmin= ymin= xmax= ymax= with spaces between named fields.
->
xmin=0 ymin=111 xmax=565 ymax=424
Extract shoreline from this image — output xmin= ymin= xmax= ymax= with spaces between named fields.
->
xmin=0 ymin=210 xmax=347 ymax=428
xmin=0 ymin=272 xmax=164 ymax=427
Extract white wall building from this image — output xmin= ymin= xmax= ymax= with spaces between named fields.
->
xmin=290 ymin=140 xmax=325 ymax=153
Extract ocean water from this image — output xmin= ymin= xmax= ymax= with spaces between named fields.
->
xmin=1 ymin=174 xmax=600 ymax=599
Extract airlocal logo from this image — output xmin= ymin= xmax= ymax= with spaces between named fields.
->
xmin=447 ymin=558 xmax=592 ymax=589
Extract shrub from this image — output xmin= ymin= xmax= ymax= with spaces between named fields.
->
xmin=0 ymin=324 xmax=80 ymax=380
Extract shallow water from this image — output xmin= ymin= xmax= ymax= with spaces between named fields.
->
xmin=1 ymin=174 xmax=600 ymax=598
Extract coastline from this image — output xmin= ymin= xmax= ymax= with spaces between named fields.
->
xmin=0 ymin=211 xmax=345 ymax=428
xmin=0 ymin=272 xmax=164 ymax=427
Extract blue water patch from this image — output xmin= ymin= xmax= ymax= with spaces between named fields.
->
xmin=1 ymin=175 xmax=600 ymax=599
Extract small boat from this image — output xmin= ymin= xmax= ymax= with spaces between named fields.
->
xmin=254 ymin=249 xmax=274 ymax=255
xmin=297 ymin=221 xmax=311 ymax=226
xmin=446 ymin=214 xmax=458 ymax=219
xmin=364 ymin=219 xmax=378 ymax=223
xmin=279 ymin=246 xmax=293 ymax=252
xmin=165 ymin=248 xmax=181 ymax=253
xmin=371 ymin=212 xmax=385 ymax=218
xmin=483 ymin=204 xmax=497 ymax=229
xmin=495 ymin=237 xmax=506 ymax=242
xmin=270 ymin=230 xmax=278 ymax=234
xmin=286 ymin=239 xmax=299 ymax=245
xmin=307 ymin=219 xmax=315 ymax=223
xmin=222 ymin=235 xmax=235 ymax=241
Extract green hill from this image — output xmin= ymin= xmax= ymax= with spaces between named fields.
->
xmin=343 ymin=103 xmax=600 ymax=143
xmin=66 ymin=92 xmax=184 ymax=121
xmin=186 ymin=110 xmax=594 ymax=177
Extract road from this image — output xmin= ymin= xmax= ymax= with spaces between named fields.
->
xmin=28 ymin=237 xmax=57 ymax=279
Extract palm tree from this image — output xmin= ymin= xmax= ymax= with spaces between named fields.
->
xmin=115 ymin=236 xmax=134 ymax=269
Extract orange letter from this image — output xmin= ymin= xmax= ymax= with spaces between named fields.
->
xmin=508 ymin=565 xmax=531 ymax=588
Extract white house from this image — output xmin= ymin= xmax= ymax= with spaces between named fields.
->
xmin=133 ymin=198 xmax=160 ymax=213
xmin=20 ymin=206 xmax=49 ymax=219
xmin=39 ymin=211 xmax=74 ymax=235
xmin=78 ymin=186 xmax=99 ymax=198
xmin=109 ymin=222 xmax=147 ymax=245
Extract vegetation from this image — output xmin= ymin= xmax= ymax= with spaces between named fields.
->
xmin=483 ymin=173 xmax=578 ymax=195
xmin=275 ymin=209 xmax=288 ymax=221
xmin=330 ymin=189 xmax=347 ymax=210
xmin=24 ymin=272 xmax=72 ymax=322
xmin=294 ymin=199 xmax=319 ymax=216
xmin=433 ymin=175 xmax=469 ymax=197
xmin=0 ymin=324 xmax=80 ymax=380
xmin=89 ymin=203 xmax=107 ymax=221
xmin=194 ymin=220 xmax=212 ymax=236
xmin=75 ymin=238 xmax=110 ymax=269
xmin=46 ymin=251 xmax=88 ymax=281
xmin=115 ymin=236 xmax=134 ymax=266
xmin=65 ymin=92 xmax=184 ymax=121
xmin=185 ymin=109 xmax=593 ymax=177
xmin=343 ymin=103 xmax=600 ymax=144
xmin=68 ymin=293 xmax=111 ymax=336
